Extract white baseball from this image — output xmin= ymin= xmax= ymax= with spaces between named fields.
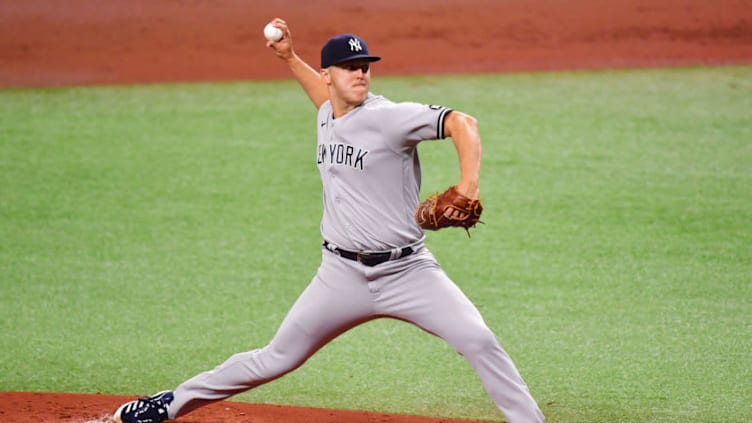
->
xmin=264 ymin=23 xmax=283 ymax=42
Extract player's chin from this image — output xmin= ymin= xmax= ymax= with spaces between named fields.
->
xmin=351 ymin=86 xmax=368 ymax=101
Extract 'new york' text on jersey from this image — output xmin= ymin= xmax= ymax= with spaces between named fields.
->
xmin=316 ymin=93 xmax=451 ymax=251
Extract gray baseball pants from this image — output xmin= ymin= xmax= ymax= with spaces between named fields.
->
xmin=168 ymin=244 xmax=545 ymax=423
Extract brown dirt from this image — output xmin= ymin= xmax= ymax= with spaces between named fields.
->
xmin=0 ymin=0 xmax=750 ymax=88
xmin=1 ymin=0 xmax=750 ymax=422
xmin=0 ymin=392 xmax=489 ymax=423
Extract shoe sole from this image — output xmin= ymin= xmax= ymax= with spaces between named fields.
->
xmin=112 ymin=402 xmax=127 ymax=423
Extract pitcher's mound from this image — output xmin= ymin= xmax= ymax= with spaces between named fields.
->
xmin=0 ymin=392 xmax=493 ymax=423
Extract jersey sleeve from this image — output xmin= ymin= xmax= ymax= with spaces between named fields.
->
xmin=381 ymin=102 xmax=452 ymax=150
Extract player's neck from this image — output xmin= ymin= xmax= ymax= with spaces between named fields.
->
xmin=329 ymin=88 xmax=367 ymax=118
xmin=331 ymin=99 xmax=362 ymax=118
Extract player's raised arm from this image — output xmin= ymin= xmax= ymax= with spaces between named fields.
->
xmin=443 ymin=111 xmax=482 ymax=200
xmin=265 ymin=18 xmax=329 ymax=109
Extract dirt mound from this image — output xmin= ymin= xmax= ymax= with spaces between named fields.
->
xmin=0 ymin=392 xmax=489 ymax=423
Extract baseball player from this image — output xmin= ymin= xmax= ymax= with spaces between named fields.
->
xmin=114 ymin=19 xmax=545 ymax=423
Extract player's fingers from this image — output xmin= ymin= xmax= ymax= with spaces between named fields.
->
xmin=443 ymin=207 xmax=467 ymax=220
xmin=270 ymin=18 xmax=290 ymax=37
xmin=265 ymin=21 xmax=293 ymax=57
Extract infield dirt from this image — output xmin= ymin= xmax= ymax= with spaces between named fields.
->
xmin=1 ymin=0 xmax=750 ymax=88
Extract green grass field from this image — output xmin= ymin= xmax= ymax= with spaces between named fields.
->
xmin=1 ymin=66 xmax=750 ymax=423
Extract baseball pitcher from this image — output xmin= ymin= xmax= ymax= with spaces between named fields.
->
xmin=114 ymin=18 xmax=545 ymax=423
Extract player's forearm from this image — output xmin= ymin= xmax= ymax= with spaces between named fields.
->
xmin=285 ymin=53 xmax=329 ymax=109
xmin=446 ymin=112 xmax=482 ymax=198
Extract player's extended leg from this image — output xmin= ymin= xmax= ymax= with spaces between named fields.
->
xmin=372 ymin=248 xmax=546 ymax=423
xmin=167 ymin=251 xmax=374 ymax=418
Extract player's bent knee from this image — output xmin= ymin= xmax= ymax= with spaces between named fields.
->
xmin=453 ymin=326 xmax=501 ymax=357
xmin=253 ymin=344 xmax=315 ymax=379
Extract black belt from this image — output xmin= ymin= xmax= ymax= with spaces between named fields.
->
xmin=323 ymin=241 xmax=414 ymax=267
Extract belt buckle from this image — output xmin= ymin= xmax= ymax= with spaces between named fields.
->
xmin=357 ymin=251 xmax=379 ymax=266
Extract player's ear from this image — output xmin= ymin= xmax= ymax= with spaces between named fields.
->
xmin=320 ymin=68 xmax=331 ymax=85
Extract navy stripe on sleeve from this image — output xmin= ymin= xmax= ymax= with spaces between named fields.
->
xmin=437 ymin=108 xmax=452 ymax=139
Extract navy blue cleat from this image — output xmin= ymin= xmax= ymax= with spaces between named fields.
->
xmin=113 ymin=390 xmax=174 ymax=423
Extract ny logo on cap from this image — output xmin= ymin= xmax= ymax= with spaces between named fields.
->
xmin=348 ymin=38 xmax=363 ymax=52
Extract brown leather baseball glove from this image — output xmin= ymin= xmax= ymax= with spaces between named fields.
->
xmin=415 ymin=185 xmax=483 ymax=236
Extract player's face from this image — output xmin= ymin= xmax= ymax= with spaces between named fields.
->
xmin=326 ymin=60 xmax=371 ymax=106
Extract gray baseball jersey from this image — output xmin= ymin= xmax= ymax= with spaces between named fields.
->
xmin=316 ymin=93 xmax=448 ymax=251
xmin=168 ymin=93 xmax=546 ymax=423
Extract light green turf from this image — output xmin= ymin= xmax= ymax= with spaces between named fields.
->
xmin=1 ymin=66 xmax=750 ymax=423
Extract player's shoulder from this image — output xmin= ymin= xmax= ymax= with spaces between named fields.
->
xmin=318 ymin=99 xmax=333 ymax=111
xmin=362 ymin=93 xmax=392 ymax=108
xmin=317 ymin=99 xmax=333 ymax=117
xmin=363 ymin=94 xmax=448 ymax=114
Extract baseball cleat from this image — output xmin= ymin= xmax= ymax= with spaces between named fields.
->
xmin=113 ymin=390 xmax=174 ymax=423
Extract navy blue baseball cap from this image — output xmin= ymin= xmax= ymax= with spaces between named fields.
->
xmin=321 ymin=34 xmax=381 ymax=68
